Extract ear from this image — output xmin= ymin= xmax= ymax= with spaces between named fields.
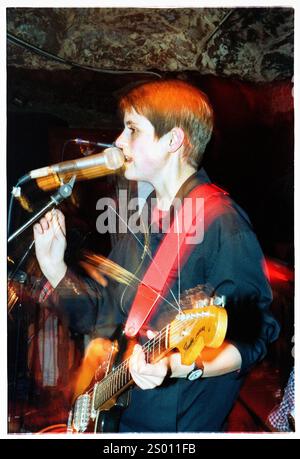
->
xmin=168 ymin=127 xmax=185 ymax=152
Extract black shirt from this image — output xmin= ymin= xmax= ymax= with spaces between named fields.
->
xmin=45 ymin=168 xmax=280 ymax=432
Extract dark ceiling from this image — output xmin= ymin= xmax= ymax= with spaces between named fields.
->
xmin=7 ymin=7 xmax=294 ymax=128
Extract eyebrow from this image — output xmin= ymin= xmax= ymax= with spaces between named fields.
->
xmin=125 ymin=120 xmax=138 ymax=127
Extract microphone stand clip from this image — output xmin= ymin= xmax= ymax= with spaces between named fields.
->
xmin=8 ymin=176 xmax=77 ymax=244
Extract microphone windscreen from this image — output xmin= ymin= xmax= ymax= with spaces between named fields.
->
xmin=105 ymin=148 xmax=125 ymax=170
xmin=36 ymin=148 xmax=125 ymax=191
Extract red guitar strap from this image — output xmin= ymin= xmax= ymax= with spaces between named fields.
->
xmin=124 ymin=183 xmax=227 ymax=337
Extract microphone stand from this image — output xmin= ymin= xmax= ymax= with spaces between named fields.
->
xmin=8 ymin=176 xmax=76 ymax=244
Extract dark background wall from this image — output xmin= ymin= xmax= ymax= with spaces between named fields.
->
xmin=7 ymin=74 xmax=294 ymax=265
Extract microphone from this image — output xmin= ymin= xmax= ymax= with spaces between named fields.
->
xmin=73 ymin=138 xmax=115 ymax=149
xmin=28 ymin=147 xmax=124 ymax=179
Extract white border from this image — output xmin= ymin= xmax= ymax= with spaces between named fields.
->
xmin=1 ymin=0 xmax=298 ymax=441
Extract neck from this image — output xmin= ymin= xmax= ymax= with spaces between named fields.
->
xmin=154 ymin=162 xmax=197 ymax=211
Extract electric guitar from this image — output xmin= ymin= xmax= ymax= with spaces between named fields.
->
xmin=67 ymin=286 xmax=228 ymax=433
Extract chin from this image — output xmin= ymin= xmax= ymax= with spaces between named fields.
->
xmin=124 ymin=167 xmax=140 ymax=182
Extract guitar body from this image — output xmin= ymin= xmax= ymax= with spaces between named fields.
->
xmin=69 ymin=325 xmax=134 ymax=433
xmin=95 ymin=405 xmax=125 ymax=433
xmin=94 ymin=326 xmax=133 ymax=433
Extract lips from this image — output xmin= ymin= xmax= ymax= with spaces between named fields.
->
xmin=124 ymin=155 xmax=133 ymax=164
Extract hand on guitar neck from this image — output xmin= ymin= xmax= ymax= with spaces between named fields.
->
xmin=129 ymin=330 xmax=242 ymax=390
xmin=129 ymin=330 xmax=195 ymax=389
xmin=66 ymin=293 xmax=239 ymax=433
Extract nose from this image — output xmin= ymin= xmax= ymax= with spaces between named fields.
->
xmin=115 ymin=130 xmax=127 ymax=149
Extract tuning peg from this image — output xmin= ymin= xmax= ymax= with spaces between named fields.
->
xmin=212 ymin=295 xmax=226 ymax=307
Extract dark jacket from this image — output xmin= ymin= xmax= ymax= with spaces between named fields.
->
xmin=44 ymin=168 xmax=280 ymax=432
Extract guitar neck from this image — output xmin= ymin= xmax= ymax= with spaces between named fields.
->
xmin=93 ymin=324 xmax=170 ymax=410
xmin=92 ymin=302 xmax=227 ymax=413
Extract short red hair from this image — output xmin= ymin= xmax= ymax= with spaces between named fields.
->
xmin=119 ymin=79 xmax=214 ymax=167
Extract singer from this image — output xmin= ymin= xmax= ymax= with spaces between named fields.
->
xmin=33 ymin=80 xmax=279 ymax=433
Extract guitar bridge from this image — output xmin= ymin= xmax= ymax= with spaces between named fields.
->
xmin=72 ymin=393 xmax=91 ymax=432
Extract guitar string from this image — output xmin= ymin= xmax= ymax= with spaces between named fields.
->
xmin=83 ymin=252 xmax=183 ymax=314
xmin=108 ymin=205 xmax=182 ymax=313
xmin=175 ymin=211 xmax=181 ymax=309
xmin=79 ymin=201 xmax=204 ymax=404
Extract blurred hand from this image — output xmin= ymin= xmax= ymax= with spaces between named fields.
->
xmin=33 ymin=208 xmax=67 ymax=287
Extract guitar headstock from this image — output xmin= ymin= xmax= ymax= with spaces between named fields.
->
xmin=169 ymin=286 xmax=228 ymax=366
xmin=179 ymin=285 xmax=226 ymax=310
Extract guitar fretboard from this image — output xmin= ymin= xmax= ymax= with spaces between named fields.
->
xmin=93 ymin=325 xmax=170 ymax=410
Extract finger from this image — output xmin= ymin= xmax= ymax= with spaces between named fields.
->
xmin=39 ymin=217 xmax=49 ymax=231
xmin=169 ymin=353 xmax=182 ymax=366
xmin=129 ymin=349 xmax=168 ymax=390
xmin=55 ymin=208 xmax=65 ymax=222
xmin=153 ymin=358 xmax=168 ymax=377
xmin=45 ymin=211 xmax=54 ymax=222
xmin=33 ymin=223 xmax=43 ymax=235
xmin=129 ymin=358 xmax=159 ymax=389
xmin=50 ymin=208 xmax=65 ymax=221
xmin=51 ymin=210 xmax=66 ymax=239
xmin=134 ymin=354 xmax=168 ymax=378
xmin=146 ymin=330 xmax=158 ymax=340
xmin=130 ymin=345 xmax=146 ymax=373
xmin=130 ymin=362 xmax=167 ymax=389
xmin=56 ymin=210 xmax=66 ymax=236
